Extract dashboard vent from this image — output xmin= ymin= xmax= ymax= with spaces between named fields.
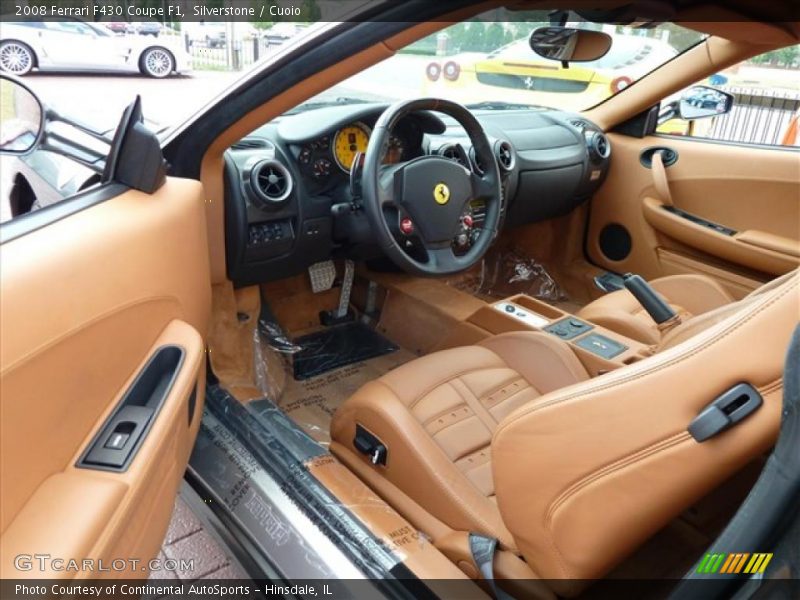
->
xmin=439 ymin=144 xmax=470 ymax=168
xmin=250 ymin=160 xmax=293 ymax=205
xmin=588 ymin=131 xmax=611 ymax=161
xmin=232 ymin=138 xmax=269 ymax=151
xmin=495 ymin=140 xmax=515 ymax=171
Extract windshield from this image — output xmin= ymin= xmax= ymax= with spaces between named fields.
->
xmin=293 ymin=10 xmax=705 ymax=114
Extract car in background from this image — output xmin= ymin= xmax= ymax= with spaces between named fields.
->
xmin=0 ymin=19 xmax=191 ymax=78
xmin=103 ymin=22 xmax=132 ymax=35
xmin=423 ymin=33 xmax=678 ymax=111
xmin=133 ymin=21 xmax=162 ymax=37
xmin=184 ymin=22 xmax=226 ymax=48
xmin=262 ymin=23 xmax=308 ymax=48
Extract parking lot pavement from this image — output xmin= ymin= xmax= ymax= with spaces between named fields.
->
xmin=18 ymin=53 xmax=432 ymax=132
xmin=21 ymin=71 xmax=242 ymax=130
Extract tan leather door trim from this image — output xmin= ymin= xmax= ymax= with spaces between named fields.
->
xmin=0 ymin=178 xmax=211 ymax=578
xmin=587 ymin=133 xmax=800 ymax=288
xmin=642 ymin=197 xmax=800 ymax=275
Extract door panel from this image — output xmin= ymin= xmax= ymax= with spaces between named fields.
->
xmin=0 ymin=178 xmax=211 ymax=578
xmin=587 ymin=134 xmax=799 ymax=296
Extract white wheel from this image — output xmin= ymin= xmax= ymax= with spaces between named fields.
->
xmin=0 ymin=41 xmax=34 ymax=75
xmin=141 ymin=47 xmax=174 ymax=78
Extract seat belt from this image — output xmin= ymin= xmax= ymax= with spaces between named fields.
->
xmin=651 ymin=150 xmax=674 ymax=207
xmin=469 ymin=533 xmax=516 ymax=600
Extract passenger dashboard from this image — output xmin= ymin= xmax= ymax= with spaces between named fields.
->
xmin=223 ymin=104 xmax=611 ymax=285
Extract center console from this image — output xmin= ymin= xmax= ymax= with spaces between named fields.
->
xmin=468 ymin=295 xmax=652 ymax=376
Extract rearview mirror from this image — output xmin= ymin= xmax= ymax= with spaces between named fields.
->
xmin=0 ymin=75 xmax=43 ymax=154
xmin=679 ymin=85 xmax=734 ymax=120
xmin=529 ymin=27 xmax=612 ymax=62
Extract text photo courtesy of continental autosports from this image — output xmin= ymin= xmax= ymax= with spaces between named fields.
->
xmin=0 ymin=1 xmax=799 ymax=600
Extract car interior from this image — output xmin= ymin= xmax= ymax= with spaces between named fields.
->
xmin=1 ymin=2 xmax=798 ymax=598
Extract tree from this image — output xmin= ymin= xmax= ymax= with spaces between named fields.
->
xmin=484 ymin=22 xmax=506 ymax=52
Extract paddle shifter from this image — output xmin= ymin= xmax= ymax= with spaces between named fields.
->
xmin=623 ymin=273 xmax=680 ymax=328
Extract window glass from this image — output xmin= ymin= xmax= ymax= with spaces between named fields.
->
xmin=291 ymin=11 xmax=704 ymax=115
xmin=657 ymin=45 xmax=800 ymax=147
xmin=44 ymin=21 xmax=92 ymax=35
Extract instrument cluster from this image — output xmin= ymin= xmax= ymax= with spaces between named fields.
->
xmin=295 ymin=119 xmax=421 ymax=185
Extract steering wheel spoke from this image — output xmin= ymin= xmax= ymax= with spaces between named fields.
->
xmin=470 ymin=171 xmax=496 ymax=201
xmin=377 ymin=164 xmax=404 ymax=207
xmin=425 ymin=245 xmax=460 ymax=272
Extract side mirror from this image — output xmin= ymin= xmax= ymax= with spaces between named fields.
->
xmin=0 ymin=75 xmax=43 ymax=154
xmin=529 ymin=26 xmax=612 ymax=63
xmin=679 ymin=85 xmax=734 ymax=120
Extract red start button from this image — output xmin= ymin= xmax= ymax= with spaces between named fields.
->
xmin=462 ymin=215 xmax=474 ymax=227
xmin=400 ymin=217 xmax=414 ymax=235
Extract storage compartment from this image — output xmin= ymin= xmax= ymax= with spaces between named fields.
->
xmin=509 ymin=295 xmax=567 ymax=320
xmin=507 ymin=164 xmax=584 ymax=224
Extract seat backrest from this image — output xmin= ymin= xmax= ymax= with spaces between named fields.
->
xmin=491 ymin=271 xmax=799 ymax=597
xmin=658 ymin=268 xmax=799 ymax=351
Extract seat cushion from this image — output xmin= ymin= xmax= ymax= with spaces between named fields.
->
xmin=330 ymin=331 xmax=589 ymax=550
xmin=577 ymin=274 xmax=734 ymax=344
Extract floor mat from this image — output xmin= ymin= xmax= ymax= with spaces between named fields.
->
xmin=251 ymin=347 xmax=416 ymax=446
xmin=292 ymin=321 xmax=399 ymax=380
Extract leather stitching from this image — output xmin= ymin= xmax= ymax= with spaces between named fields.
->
xmin=371 ymin=379 xmax=514 ymax=548
xmin=545 ymin=431 xmax=691 ymax=527
xmin=482 ymin=379 xmax=530 ymax=411
xmin=545 ymin=380 xmax=783 ymax=578
xmin=404 ymin=361 xmax=504 ymax=410
xmin=492 ymin=277 xmax=797 ymax=579
xmin=494 ymin=278 xmax=797 ymax=437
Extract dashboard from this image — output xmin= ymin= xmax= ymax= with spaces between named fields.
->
xmin=223 ymin=103 xmax=612 ymax=285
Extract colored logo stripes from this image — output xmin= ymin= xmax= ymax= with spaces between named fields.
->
xmin=696 ymin=552 xmax=773 ymax=574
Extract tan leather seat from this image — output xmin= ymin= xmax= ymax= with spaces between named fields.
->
xmin=577 ymin=274 xmax=734 ymax=344
xmin=330 ymin=332 xmax=590 ymax=551
xmin=331 ymin=271 xmax=798 ymax=595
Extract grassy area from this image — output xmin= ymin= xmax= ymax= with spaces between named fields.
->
xmin=192 ymin=62 xmax=232 ymax=72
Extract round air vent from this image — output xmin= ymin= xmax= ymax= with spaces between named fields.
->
xmin=495 ymin=140 xmax=515 ymax=171
xmin=250 ymin=159 xmax=293 ymax=206
xmin=438 ymin=144 xmax=470 ymax=168
xmin=587 ymin=131 xmax=611 ymax=161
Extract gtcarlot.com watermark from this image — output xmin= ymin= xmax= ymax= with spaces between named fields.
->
xmin=14 ymin=553 xmax=194 ymax=573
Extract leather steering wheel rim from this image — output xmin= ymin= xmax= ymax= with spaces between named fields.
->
xmin=362 ymin=98 xmax=502 ymax=277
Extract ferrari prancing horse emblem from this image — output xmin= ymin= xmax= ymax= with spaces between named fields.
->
xmin=433 ymin=183 xmax=450 ymax=205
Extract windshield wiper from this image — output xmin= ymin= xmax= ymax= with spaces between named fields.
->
xmin=285 ymin=96 xmax=372 ymax=115
xmin=466 ymin=101 xmax=538 ymax=111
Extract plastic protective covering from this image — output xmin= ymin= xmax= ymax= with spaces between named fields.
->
xmin=448 ymin=247 xmax=568 ymax=303
xmin=193 ymin=386 xmax=421 ymax=584
xmin=249 ymin=318 xmax=410 ymax=447
xmin=252 ymin=318 xmax=300 ymax=404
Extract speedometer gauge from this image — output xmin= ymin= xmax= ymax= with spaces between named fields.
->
xmin=333 ymin=123 xmax=370 ymax=172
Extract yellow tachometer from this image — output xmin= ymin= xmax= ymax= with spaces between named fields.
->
xmin=333 ymin=123 xmax=370 ymax=172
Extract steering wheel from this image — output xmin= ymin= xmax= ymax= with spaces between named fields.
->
xmin=362 ymin=98 xmax=502 ymax=276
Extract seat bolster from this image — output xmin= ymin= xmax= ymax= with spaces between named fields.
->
xmin=330 ymin=379 xmax=517 ymax=550
xmin=478 ymin=331 xmax=590 ymax=393
xmin=577 ymin=274 xmax=734 ymax=344
xmin=491 ymin=273 xmax=798 ymax=595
